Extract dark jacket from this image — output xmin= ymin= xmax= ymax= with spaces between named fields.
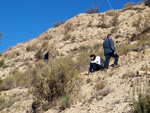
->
xmin=44 ymin=52 xmax=49 ymax=60
xmin=103 ymin=38 xmax=115 ymax=55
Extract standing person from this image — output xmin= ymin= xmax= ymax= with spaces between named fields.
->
xmin=88 ymin=54 xmax=105 ymax=75
xmin=103 ymin=34 xmax=119 ymax=69
xmin=44 ymin=51 xmax=49 ymax=63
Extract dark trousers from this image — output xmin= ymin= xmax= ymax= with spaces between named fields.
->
xmin=89 ymin=63 xmax=102 ymax=72
xmin=105 ymin=52 xmax=119 ymax=69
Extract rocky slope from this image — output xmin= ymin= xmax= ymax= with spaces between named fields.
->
xmin=0 ymin=3 xmax=150 ymax=113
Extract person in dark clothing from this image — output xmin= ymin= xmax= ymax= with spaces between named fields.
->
xmin=89 ymin=54 xmax=105 ymax=74
xmin=44 ymin=52 xmax=49 ymax=63
xmin=103 ymin=34 xmax=119 ymax=69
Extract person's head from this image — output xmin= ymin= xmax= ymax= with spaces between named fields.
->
xmin=107 ymin=34 xmax=112 ymax=39
xmin=90 ymin=54 xmax=96 ymax=61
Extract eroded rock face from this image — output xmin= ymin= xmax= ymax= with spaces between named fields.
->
xmin=1 ymin=4 xmax=150 ymax=113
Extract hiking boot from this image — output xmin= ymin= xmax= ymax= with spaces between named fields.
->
xmin=112 ymin=64 xmax=120 ymax=68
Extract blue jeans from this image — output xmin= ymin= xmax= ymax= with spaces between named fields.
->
xmin=105 ymin=52 xmax=119 ymax=69
xmin=89 ymin=63 xmax=102 ymax=72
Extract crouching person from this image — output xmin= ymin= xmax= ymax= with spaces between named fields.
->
xmin=88 ymin=54 xmax=105 ymax=75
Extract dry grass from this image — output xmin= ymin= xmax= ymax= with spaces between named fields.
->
xmin=30 ymin=57 xmax=80 ymax=111
xmin=26 ymin=43 xmax=38 ymax=52
xmin=94 ymin=81 xmax=106 ymax=90
xmin=129 ymin=79 xmax=150 ymax=113
xmin=124 ymin=2 xmax=135 ymax=9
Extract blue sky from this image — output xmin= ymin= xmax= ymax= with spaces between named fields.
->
xmin=0 ymin=0 xmax=143 ymax=53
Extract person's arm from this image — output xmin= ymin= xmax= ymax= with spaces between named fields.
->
xmin=109 ymin=39 xmax=116 ymax=52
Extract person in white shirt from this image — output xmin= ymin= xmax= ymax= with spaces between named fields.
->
xmin=89 ymin=54 xmax=105 ymax=74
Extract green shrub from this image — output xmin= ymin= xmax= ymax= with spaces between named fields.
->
xmin=129 ymin=80 xmax=150 ymax=113
xmin=86 ymin=78 xmax=91 ymax=84
xmin=79 ymin=45 xmax=90 ymax=52
xmin=124 ymin=2 xmax=135 ymax=9
xmin=0 ymin=70 xmax=32 ymax=91
xmin=60 ymin=94 xmax=71 ymax=110
xmin=0 ymin=52 xmax=2 ymax=57
xmin=0 ymin=59 xmax=4 ymax=68
xmin=31 ymin=57 xmax=80 ymax=110
xmin=94 ymin=43 xmax=100 ymax=50
xmin=0 ymin=96 xmax=5 ymax=104
xmin=0 ymin=76 xmax=13 ymax=91
xmin=145 ymin=0 xmax=150 ymax=7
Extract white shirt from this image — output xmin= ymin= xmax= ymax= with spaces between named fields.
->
xmin=91 ymin=56 xmax=101 ymax=65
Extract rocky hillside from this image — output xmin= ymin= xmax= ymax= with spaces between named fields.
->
xmin=0 ymin=3 xmax=150 ymax=113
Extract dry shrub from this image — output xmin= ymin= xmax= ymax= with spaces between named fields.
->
xmin=111 ymin=27 xmax=118 ymax=33
xmin=63 ymin=34 xmax=71 ymax=41
xmin=85 ymin=4 xmax=100 ymax=14
xmin=129 ymin=80 xmax=150 ymax=113
xmin=64 ymin=22 xmax=73 ymax=31
xmin=94 ymin=81 xmax=106 ymax=90
xmin=79 ymin=45 xmax=90 ymax=52
xmin=26 ymin=44 xmax=38 ymax=52
xmin=94 ymin=43 xmax=100 ymax=50
xmin=124 ymin=2 xmax=135 ymax=9
xmin=31 ymin=57 xmax=80 ymax=111
xmin=54 ymin=20 xmax=65 ymax=27
xmin=42 ymin=41 xmax=49 ymax=48
xmin=35 ymin=49 xmax=43 ymax=60
xmin=106 ymin=10 xmax=116 ymax=16
xmin=76 ymin=52 xmax=91 ymax=72
xmin=0 ymin=69 xmax=33 ymax=91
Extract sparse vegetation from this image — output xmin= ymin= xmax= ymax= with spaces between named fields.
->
xmin=86 ymin=78 xmax=91 ymax=84
xmin=54 ymin=20 xmax=65 ymax=27
xmin=26 ymin=44 xmax=38 ymax=52
xmin=0 ymin=59 xmax=4 ymax=68
xmin=63 ymin=34 xmax=72 ymax=41
xmin=94 ymin=81 xmax=106 ymax=90
xmin=0 ymin=96 xmax=5 ymax=104
xmin=31 ymin=57 xmax=80 ymax=110
xmin=86 ymin=4 xmax=101 ymax=14
xmin=124 ymin=2 xmax=135 ymax=9
xmin=60 ymin=94 xmax=71 ymax=110
xmin=94 ymin=43 xmax=100 ymax=50
xmin=79 ymin=45 xmax=90 ymax=52
xmin=129 ymin=80 xmax=150 ymax=113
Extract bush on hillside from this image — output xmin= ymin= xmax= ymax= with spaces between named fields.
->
xmin=124 ymin=2 xmax=135 ymax=9
xmin=79 ymin=45 xmax=90 ymax=52
xmin=31 ymin=57 xmax=80 ymax=110
xmin=145 ymin=0 xmax=150 ymax=7
xmin=0 ymin=59 xmax=4 ymax=68
xmin=94 ymin=43 xmax=101 ymax=50
xmin=86 ymin=4 xmax=101 ymax=14
xmin=26 ymin=44 xmax=38 ymax=52
xmin=54 ymin=20 xmax=65 ymax=27
xmin=129 ymin=80 xmax=150 ymax=113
